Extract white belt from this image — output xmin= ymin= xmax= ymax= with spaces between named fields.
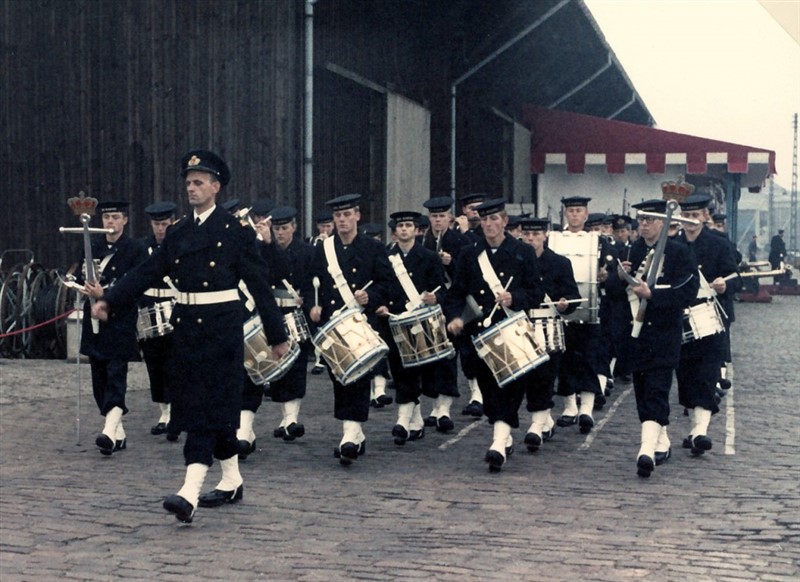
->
xmin=144 ymin=288 xmax=175 ymax=299
xmin=275 ymin=297 xmax=297 ymax=308
xmin=174 ymin=289 xmax=240 ymax=305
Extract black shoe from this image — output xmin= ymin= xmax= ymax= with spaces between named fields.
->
xmin=691 ymin=435 xmax=712 ymax=456
xmin=524 ymin=432 xmax=542 ymax=452
xmin=423 ymin=415 xmax=436 ymax=427
xmin=578 ymin=414 xmax=594 ymax=434
xmin=719 ymin=378 xmax=732 ymax=390
xmin=101 ymin=437 xmax=127 ymax=457
xmin=392 ymin=424 xmax=409 ymax=446
xmin=198 ymin=484 xmax=243 ymax=508
xmin=542 ymin=425 xmax=556 ymax=441
xmin=338 ymin=442 xmax=359 ymax=466
xmin=605 ymin=378 xmax=614 ymax=393
xmin=557 ymin=415 xmax=577 ymax=427
xmin=163 ymin=494 xmax=195 ymax=523
xmin=284 ymin=422 xmax=305 ymax=441
xmin=96 ymin=433 xmax=114 ymax=455
xmin=637 ymin=455 xmax=655 ymax=478
xmin=166 ymin=431 xmax=180 ymax=442
xmin=506 ymin=444 xmax=514 ymax=458
xmin=654 ymin=448 xmax=671 ymax=466
xmin=375 ymin=394 xmax=393 ymax=406
xmin=237 ymin=439 xmax=256 ymax=460
xmin=594 ymin=392 xmax=606 ymax=410
xmin=461 ymin=401 xmax=484 ymax=417
xmin=370 ymin=399 xmax=384 ymax=409
xmin=310 ymin=364 xmax=325 ymax=375
xmin=436 ymin=416 xmax=454 ymax=433
xmin=682 ymin=435 xmax=693 ymax=449
xmin=408 ymin=427 xmax=425 ymax=441
xmin=151 ymin=422 xmax=168 ymax=435
xmin=485 ymin=450 xmax=505 ymax=473
xmin=273 ymin=426 xmax=287 ymax=438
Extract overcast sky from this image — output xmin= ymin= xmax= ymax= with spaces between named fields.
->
xmin=585 ymin=0 xmax=800 ymax=191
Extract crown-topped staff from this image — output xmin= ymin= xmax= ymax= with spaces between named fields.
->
xmin=61 ymin=192 xmax=112 ymax=334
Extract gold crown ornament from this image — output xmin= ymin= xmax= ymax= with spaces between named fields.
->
xmin=661 ymin=175 xmax=695 ymax=203
xmin=67 ymin=191 xmax=98 ymax=216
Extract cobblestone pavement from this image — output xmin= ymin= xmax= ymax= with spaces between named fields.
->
xmin=1 ymin=297 xmax=798 ymax=581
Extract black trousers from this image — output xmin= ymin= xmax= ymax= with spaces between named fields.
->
xmin=139 ymin=335 xmax=172 ymax=404
xmin=269 ymin=341 xmax=310 ymax=403
xmin=525 ymin=354 xmax=559 ymax=412
xmin=90 ymin=356 xmax=129 ymax=416
xmin=183 ymin=428 xmax=239 ymax=466
xmin=473 ymin=353 xmax=527 ymax=429
xmin=558 ymin=323 xmax=603 ymax=396
xmin=632 ymin=366 xmax=673 ymax=425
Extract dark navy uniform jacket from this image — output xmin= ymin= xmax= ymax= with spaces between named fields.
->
xmin=102 ymin=207 xmax=287 ymax=432
xmin=422 ymin=228 xmax=469 ymax=284
xmin=385 ymin=241 xmax=447 ymax=314
xmin=443 ymin=235 xmax=545 ymax=337
xmin=706 ymin=228 xmax=742 ymax=323
xmin=79 ymin=233 xmax=148 ymax=361
xmin=310 ymin=233 xmax=394 ymax=324
xmin=277 ymin=238 xmax=315 ymax=320
xmin=605 ymin=237 xmax=699 ymax=371
xmin=534 ymin=247 xmax=580 ymax=316
xmin=137 ymin=234 xmax=172 ymax=310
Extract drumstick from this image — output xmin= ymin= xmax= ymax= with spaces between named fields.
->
xmin=539 ymin=298 xmax=587 ymax=307
xmin=482 ymin=276 xmax=513 ymax=328
xmin=312 ymin=276 xmax=320 ymax=307
xmin=281 ymin=278 xmax=302 ymax=303
xmin=358 ymin=280 xmax=373 ymax=294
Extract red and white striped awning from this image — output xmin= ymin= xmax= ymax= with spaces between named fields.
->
xmin=522 ymin=106 xmax=776 ymax=188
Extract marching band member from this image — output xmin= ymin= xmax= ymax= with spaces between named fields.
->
xmin=92 ymin=150 xmax=289 ymax=523
xmin=423 ymin=196 xmax=482 ymax=418
xmin=519 ymin=218 xmax=580 ymax=452
xmin=138 ymin=202 xmax=180 ymax=441
xmin=235 ymin=197 xmax=291 ymax=459
xmin=675 ymin=194 xmax=739 ymax=457
xmin=79 ymin=201 xmax=148 ymax=456
xmin=610 ymin=214 xmax=634 ymax=383
xmin=605 ymin=199 xmax=698 ymax=478
xmin=554 ymin=197 xmax=615 ymax=433
xmin=444 ymin=199 xmax=544 ymax=472
xmin=268 ymin=206 xmax=315 ymax=443
xmin=421 ymin=196 xmax=474 ymax=422
xmin=454 ymin=192 xmax=487 ymax=243
xmin=379 ymin=211 xmax=450 ymax=444
xmin=308 ymin=194 xmax=394 ymax=466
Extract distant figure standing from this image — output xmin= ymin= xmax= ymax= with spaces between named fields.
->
xmin=747 ymin=235 xmax=758 ymax=262
xmin=769 ymin=230 xmax=786 ymax=268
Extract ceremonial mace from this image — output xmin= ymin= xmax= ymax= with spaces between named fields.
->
xmin=59 ymin=192 xmax=113 ymax=442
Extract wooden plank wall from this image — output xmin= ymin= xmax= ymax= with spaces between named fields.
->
xmin=0 ymin=0 xmax=303 ymax=270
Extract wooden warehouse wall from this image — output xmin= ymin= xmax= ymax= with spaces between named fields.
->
xmin=1 ymin=0 xmax=303 ymax=269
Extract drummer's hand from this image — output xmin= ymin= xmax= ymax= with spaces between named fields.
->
xmin=91 ymin=300 xmax=110 ymax=321
xmin=83 ymin=280 xmax=104 ymax=299
xmin=255 ymin=218 xmax=272 ymax=243
xmin=447 ymin=317 xmax=464 ymax=336
xmin=439 ymin=251 xmax=452 ymax=266
xmin=556 ymin=298 xmax=568 ymax=312
xmin=376 ymin=306 xmax=389 ymax=317
xmin=422 ymin=291 xmax=437 ymax=305
xmin=295 ymin=297 xmax=304 ymax=307
xmin=496 ymin=290 xmax=512 ymax=308
xmin=271 ymin=341 xmax=290 ymax=358
xmin=310 ymin=306 xmax=322 ymax=323
xmin=597 ymin=266 xmax=608 ymax=283
xmin=632 ymin=280 xmax=652 ymax=299
xmin=454 ymin=215 xmax=469 ymax=233
xmin=711 ymin=277 xmax=727 ymax=294
xmin=354 ymin=289 xmax=369 ymax=306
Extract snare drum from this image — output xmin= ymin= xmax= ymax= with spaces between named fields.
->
xmin=312 ymin=308 xmax=389 ymax=385
xmin=529 ymin=308 xmax=566 ymax=353
xmin=682 ymin=300 xmax=725 ymax=344
xmin=285 ymin=309 xmax=311 ymax=343
xmin=243 ymin=314 xmax=300 ymax=384
xmin=472 ymin=311 xmax=549 ymax=388
xmin=136 ymin=300 xmax=175 ymax=340
xmin=548 ymin=231 xmax=599 ymax=324
xmin=388 ymin=305 xmax=455 ymax=368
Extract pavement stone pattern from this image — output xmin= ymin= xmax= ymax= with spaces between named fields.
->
xmin=1 ymin=297 xmax=798 ymax=581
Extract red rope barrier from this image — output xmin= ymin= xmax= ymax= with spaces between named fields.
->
xmin=0 ymin=309 xmax=77 ymax=338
